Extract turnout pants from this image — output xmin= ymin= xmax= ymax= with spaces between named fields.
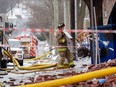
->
xmin=58 ymin=48 xmax=73 ymax=65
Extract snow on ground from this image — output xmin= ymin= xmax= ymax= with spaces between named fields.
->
xmin=74 ymin=56 xmax=91 ymax=72
xmin=0 ymin=56 xmax=91 ymax=87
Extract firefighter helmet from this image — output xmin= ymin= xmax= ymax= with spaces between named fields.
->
xmin=58 ymin=23 xmax=65 ymax=28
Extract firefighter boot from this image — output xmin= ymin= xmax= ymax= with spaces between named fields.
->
xmin=56 ymin=64 xmax=64 ymax=69
xmin=69 ymin=61 xmax=75 ymax=68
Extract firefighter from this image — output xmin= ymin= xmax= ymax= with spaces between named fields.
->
xmin=56 ymin=23 xmax=75 ymax=68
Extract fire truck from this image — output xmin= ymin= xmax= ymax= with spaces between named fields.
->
xmin=16 ymin=35 xmax=37 ymax=58
xmin=0 ymin=14 xmax=14 ymax=68
xmin=8 ymin=38 xmax=24 ymax=66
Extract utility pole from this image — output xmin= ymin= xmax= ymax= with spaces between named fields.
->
xmin=64 ymin=0 xmax=66 ymax=25
xmin=90 ymin=0 xmax=96 ymax=65
xmin=75 ymin=0 xmax=78 ymax=37
xmin=74 ymin=0 xmax=78 ymax=59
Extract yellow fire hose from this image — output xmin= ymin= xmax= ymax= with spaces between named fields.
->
xmin=3 ymin=48 xmax=57 ymax=70
xmin=25 ymin=48 xmax=54 ymax=61
xmin=26 ymin=51 xmax=52 ymax=60
xmin=0 ymin=67 xmax=15 ymax=71
xmin=11 ymin=68 xmax=73 ymax=74
xmin=16 ymin=67 xmax=116 ymax=87
xmin=12 ymin=58 xmax=56 ymax=70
